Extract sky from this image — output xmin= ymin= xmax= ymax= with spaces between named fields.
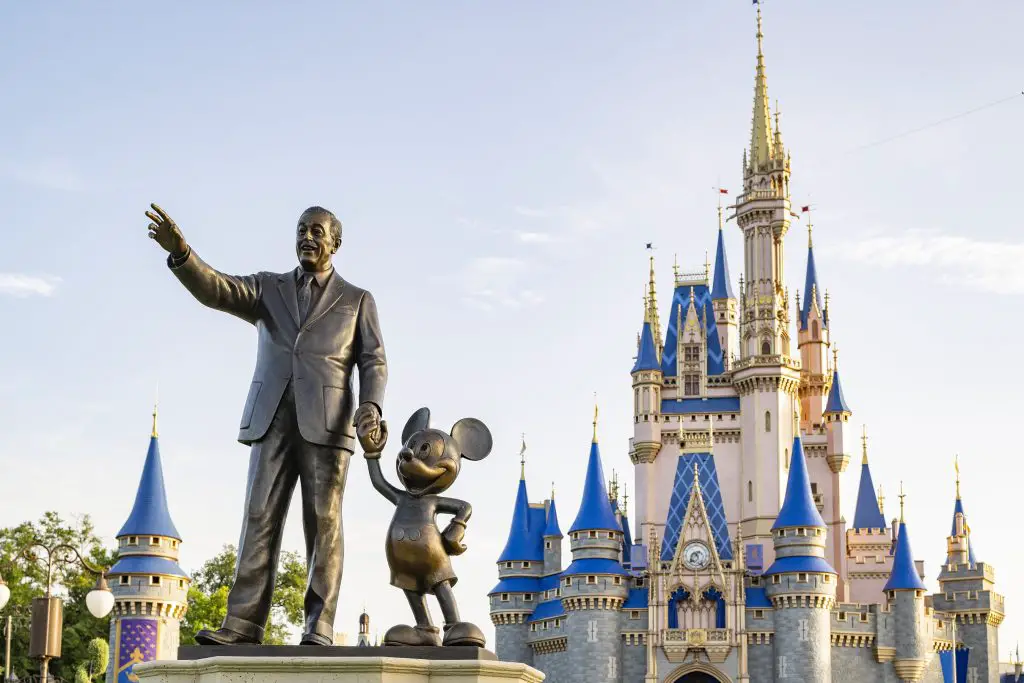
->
xmin=1 ymin=0 xmax=1023 ymax=656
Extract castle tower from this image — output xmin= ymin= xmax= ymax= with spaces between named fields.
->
xmin=763 ymin=434 xmax=836 ymax=683
xmin=931 ymin=463 xmax=1004 ymax=683
xmin=797 ymin=219 xmax=831 ymax=432
xmin=884 ymin=490 xmax=931 ymax=683
xmin=106 ymin=407 xmax=189 ymax=683
xmin=543 ymin=485 xmax=563 ymax=576
xmin=631 ymin=259 xmax=664 ymax=542
xmin=490 ymin=455 xmax=544 ymax=666
xmin=563 ymin=407 xmax=628 ymax=683
xmin=357 ymin=610 xmax=370 ymax=647
xmin=731 ymin=6 xmax=800 ymax=567
xmin=846 ymin=427 xmax=893 ymax=604
xmin=818 ymin=351 xmax=851 ymax=594
xmin=710 ymin=205 xmax=738 ymax=368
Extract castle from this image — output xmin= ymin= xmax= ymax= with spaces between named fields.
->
xmin=490 ymin=8 xmax=1008 ymax=683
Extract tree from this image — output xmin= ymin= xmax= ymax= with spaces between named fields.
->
xmin=0 ymin=513 xmax=116 ymax=683
xmin=73 ymin=638 xmax=109 ymax=683
xmin=181 ymin=546 xmax=306 ymax=645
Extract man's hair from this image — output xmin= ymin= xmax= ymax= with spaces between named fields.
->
xmin=301 ymin=206 xmax=342 ymax=244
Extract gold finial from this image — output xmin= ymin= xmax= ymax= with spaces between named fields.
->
xmin=808 ymin=219 xmax=813 ymax=249
xmin=551 ymin=481 xmax=556 ymax=499
xmin=708 ymin=415 xmax=715 ymax=452
xmin=622 ymin=486 xmax=629 ymax=515
xmin=898 ymin=481 xmax=906 ymax=523
xmin=704 ymin=251 xmax=711 ymax=282
xmin=954 ymin=454 xmax=961 ymax=500
xmin=519 ymin=433 xmax=527 ymax=480
xmin=861 ymin=425 xmax=869 ymax=465
xmin=673 ymin=253 xmax=680 ymax=279
xmin=878 ymin=485 xmax=885 ymax=515
xmin=151 ymin=402 xmax=159 ymax=438
xmin=750 ymin=0 xmax=773 ymax=169
xmin=832 ymin=345 xmax=839 ymax=370
xmin=592 ymin=396 xmax=599 ymax=443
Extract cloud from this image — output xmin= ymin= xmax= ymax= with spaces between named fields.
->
xmin=825 ymin=229 xmax=1024 ymax=294
xmin=5 ymin=159 xmax=85 ymax=192
xmin=449 ymin=256 xmax=544 ymax=311
xmin=0 ymin=274 xmax=62 ymax=297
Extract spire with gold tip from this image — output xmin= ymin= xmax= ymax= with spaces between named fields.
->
xmin=633 ymin=258 xmax=662 ymax=373
xmin=884 ymin=483 xmax=926 ymax=591
xmin=569 ymin=400 xmax=620 ymax=533
xmin=852 ymin=426 xmax=886 ymax=530
xmin=748 ymin=4 xmax=774 ymax=173
xmin=949 ymin=455 xmax=977 ymax=565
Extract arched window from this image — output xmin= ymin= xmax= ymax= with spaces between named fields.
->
xmin=761 ymin=340 xmax=771 ymax=356
xmin=765 ymin=411 xmax=771 ymax=432
xmin=748 ymin=481 xmax=753 ymax=502
xmin=812 ymin=320 xmax=819 ymax=340
xmin=785 ymin=448 xmax=790 ymax=468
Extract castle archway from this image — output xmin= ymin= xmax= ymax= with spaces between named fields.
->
xmin=667 ymin=662 xmax=730 ymax=683
xmin=673 ymin=673 xmax=723 ymax=683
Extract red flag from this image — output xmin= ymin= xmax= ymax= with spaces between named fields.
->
xmin=801 ymin=205 xmax=811 ymax=212
xmin=719 ymin=188 xmax=729 ymax=194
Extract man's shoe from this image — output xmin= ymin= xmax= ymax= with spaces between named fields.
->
xmin=194 ymin=628 xmax=258 ymax=646
xmin=383 ymin=624 xmax=441 ymax=647
xmin=300 ymin=633 xmax=333 ymax=646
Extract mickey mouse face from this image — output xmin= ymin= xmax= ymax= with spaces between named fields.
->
xmin=396 ymin=429 xmax=460 ymax=496
xmin=397 ymin=408 xmax=493 ymax=497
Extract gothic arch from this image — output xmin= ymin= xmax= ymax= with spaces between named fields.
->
xmin=668 ymin=661 xmax=730 ymax=683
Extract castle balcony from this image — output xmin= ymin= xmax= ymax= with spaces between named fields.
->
xmin=662 ymin=628 xmax=731 ymax=663
xmin=733 ymin=354 xmax=801 ymax=372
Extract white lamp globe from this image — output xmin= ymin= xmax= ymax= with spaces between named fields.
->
xmin=86 ymin=575 xmax=115 ymax=618
xmin=0 ymin=579 xmax=10 ymax=611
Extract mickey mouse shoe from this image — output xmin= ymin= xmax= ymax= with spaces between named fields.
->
xmin=442 ymin=622 xmax=485 ymax=647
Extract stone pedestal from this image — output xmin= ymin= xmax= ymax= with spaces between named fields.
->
xmin=134 ymin=649 xmax=544 ymax=683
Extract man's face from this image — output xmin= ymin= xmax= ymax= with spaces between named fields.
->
xmin=295 ymin=211 xmax=338 ymax=271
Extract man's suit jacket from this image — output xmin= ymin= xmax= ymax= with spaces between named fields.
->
xmin=169 ymin=250 xmax=387 ymax=451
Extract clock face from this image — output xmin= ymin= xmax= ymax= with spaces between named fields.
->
xmin=683 ymin=541 xmax=711 ymax=570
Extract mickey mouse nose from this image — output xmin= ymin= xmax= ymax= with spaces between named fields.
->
xmin=398 ymin=448 xmax=413 ymax=461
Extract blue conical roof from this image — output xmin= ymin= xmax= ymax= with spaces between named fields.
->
xmin=884 ymin=520 xmax=927 ymax=591
xmin=800 ymin=244 xmax=823 ymax=330
xmin=711 ymin=228 xmax=735 ymax=300
xmin=773 ymin=435 xmax=826 ymax=530
xmin=632 ymin=321 xmax=661 ymax=373
xmin=117 ymin=434 xmax=181 ymax=540
xmin=569 ymin=440 xmax=621 ymax=533
xmin=852 ymin=461 xmax=886 ymax=530
xmin=544 ymin=496 xmax=562 ymax=537
xmin=498 ymin=477 xmax=543 ymax=561
xmin=620 ymin=512 xmax=633 ymax=554
xmin=824 ymin=368 xmax=851 ymax=414
xmin=951 ymin=498 xmax=977 ymax=565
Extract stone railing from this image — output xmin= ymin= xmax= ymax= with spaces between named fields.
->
xmin=732 ymin=355 xmax=801 ymax=372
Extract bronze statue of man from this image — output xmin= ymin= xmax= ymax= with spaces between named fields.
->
xmin=146 ymin=203 xmax=387 ymax=646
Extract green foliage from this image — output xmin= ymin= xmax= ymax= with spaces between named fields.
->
xmin=180 ymin=546 xmax=306 ymax=645
xmin=0 ymin=512 xmax=116 ymax=683
xmin=73 ymin=637 xmax=109 ymax=683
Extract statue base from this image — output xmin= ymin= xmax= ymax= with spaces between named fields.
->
xmin=135 ymin=651 xmax=543 ymax=683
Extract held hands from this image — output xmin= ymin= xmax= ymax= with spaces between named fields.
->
xmin=355 ymin=403 xmax=386 ymax=456
xmin=442 ymin=521 xmax=467 ymax=555
xmin=145 ymin=203 xmax=188 ymax=257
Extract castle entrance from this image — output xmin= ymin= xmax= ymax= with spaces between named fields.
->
xmin=673 ymin=674 xmax=723 ymax=683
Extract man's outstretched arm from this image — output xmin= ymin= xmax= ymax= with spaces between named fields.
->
xmin=147 ymin=203 xmax=261 ymax=323
xmin=355 ymin=290 xmax=387 ymax=411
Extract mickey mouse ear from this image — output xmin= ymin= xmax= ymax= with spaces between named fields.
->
xmin=451 ymin=418 xmax=493 ymax=461
xmin=402 ymin=407 xmax=431 ymax=444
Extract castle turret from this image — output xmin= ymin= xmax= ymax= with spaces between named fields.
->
xmin=846 ymin=427 xmax=894 ymax=604
xmin=884 ymin=489 xmax=930 ymax=683
xmin=564 ymin=407 xmax=627 ymax=683
xmin=798 ymin=218 xmax=831 ymax=432
xmin=763 ymin=434 xmax=835 ymax=683
xmin=357 ymin=610 xmax=370 ymax=647
xmin=931 ymin=462 xmax=1004 ymax=683
xmin=815 ymin=350 xmax=852 ymax=591
xmin=490 ymin=449 xmax=544 ymax=665
xmin=631 ymin=257 xmax=664 ymax=543
xmin=710 ymin=207 xmax=738 ymax=368
xmin=543 ymin=485 xmax=563 ymax=576
xmin=107 ymin=407 xmax=189 ymax=683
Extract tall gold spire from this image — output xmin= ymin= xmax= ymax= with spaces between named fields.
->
xmin=861 ymin=425 xmax=869 ymax=465
xmin=954 ymin=454 xmax=961 ymax=500
xmin=151 ymin=403 xmax=159 ymax=438
xmin=646 ymin=256 xmax=661 ymax=357
xmin=592 ymin=396 xmax=599 ymax=443
xmin=898 ymin=481 xmax=906 ymax=523
xmin=749 ymin=4 xmax=774 ymax=171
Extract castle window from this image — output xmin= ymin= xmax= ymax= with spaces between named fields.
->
xmin=814 ymin=529 xmax=822 ymax=536
xmin=589 ymin=531 xmax=597 ymax=539
xmin=751 ymin=577 xmax=761 ymax=586
xmin=838 ymin=611 xmax=847 ymax=621
xmin=635 ymin=578 xmax=645 ymax=587
xmin=764 ymin=411 xmax=771 ymax=432
xmin=120 ymin=575 xmax=130 ymax=585
xmin=128 ymin=536 xmax=138 ymax=545
xmin=608 ymin=532 xmax=615 ymax=539
xmin=772 ymin=576 xmax=781 ymax=584
xmin=748 ymin=481 xmax=753 ymax=502
xmin=823 ymin=574 xmax=831 ymax=583
xmin=812 ymin=321 xmax=819 ymax=340
xmin=613 ymin=577 xmax=621 ymax=585
xmin=630 ymin=610 xmax=640 ymax=619
xmin=565 ymin=578 xmax=572 ymax=587
xmin=587 ymin=576 xmax=597 ymax=585
xmin=754 ymin=610 xmax=764 ymax=619
xmin=797 ymin=573 xmax=807 ymax=582
xmin=151 ymin=576 xmax=161 ymax=586
xmin=555 ymin=619 xmax=562 ymax=628
xmin=545 ymin=541 xmax=552 ymax=550
xmin=178 ymin=580 xmax=185 ymax=589
xmin=524 ymin=594 xmax=533 ymax=602
xmin=761 ymin=341 xmax=771 ymax=356
xmin=522 ymin=562 xmax=531 ymax=568
xmin=151 ymin=537 xmax=161 ymax=545
xmin=543 ymin=622 xmax=548 ymax=630
xmin=505 ymin=562 xmax=513 ymax=569
xmin=172 ymin=540 xmax=178 ymax=549
xmin=797 ymin=528 xmax=806 ymax=536
xmin=530 ymin=624 xmax=536 ymax=632
xmin=860 ymin=613 xmax=869 ymax=623
xmin=556 ymin=589 xmax=562 ymax=597
xmin=683 ymin=374 xmax=700 ymax=396
xmin=501 ymin=593 xmax=509 ymax=602
xmin=683 ymin=346 xmax=700 ymax=363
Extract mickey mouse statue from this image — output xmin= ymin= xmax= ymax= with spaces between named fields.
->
xmin=356 ymin=406 xmax=492 ymax=647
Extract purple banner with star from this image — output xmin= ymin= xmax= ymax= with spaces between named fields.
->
xmin=116 ymin=619 xmax=158 ymax=683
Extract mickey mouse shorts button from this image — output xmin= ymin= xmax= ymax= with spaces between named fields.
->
xmin=392 ymin=528 xmax=406 ymax=541
xmin=408 ymin=528 xmax=421 ymax=541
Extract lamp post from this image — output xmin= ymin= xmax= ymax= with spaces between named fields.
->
xmin=0 ymin=542 xmax=114 ymax=683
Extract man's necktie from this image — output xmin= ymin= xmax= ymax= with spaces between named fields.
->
xmin=297 ymin=274 xmax=313 ymax=324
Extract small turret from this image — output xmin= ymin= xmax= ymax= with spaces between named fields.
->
xmin=885 ymin=486 xmax=930 ymax=683
xmin=106 ymin=406 xmax=189 ymax=683
xmin=797 ymin=214 xmax=832 ymax=431
xmin=764 ymin=434 xmax=835 ymax=683
xmin=846 ymin=427 xmax=894 ymax=604
xmin=710 ymin=201 xmax=739 ymax=366
xmin=543 ymin=483 xmax=563 ymax=576
xmin=357 ymin=609 xmax=370 ymax=647
xmin=822 ymin=349 xmax=851 ymax=475
xmin=851 ymin=427 xmax=884 ymax=531
xmin=631 ymin=259 xmax=664 ymax=535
